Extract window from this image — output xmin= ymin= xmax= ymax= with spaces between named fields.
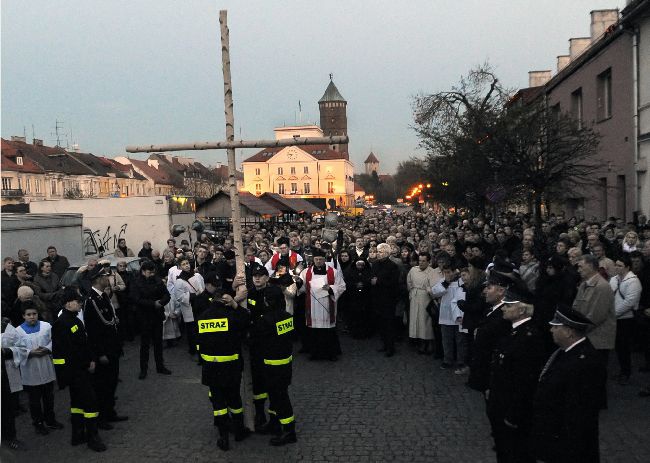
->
xmin=291 ymin=183 xmax=297 ymax=193
xmin=277 ymin=167 xmax=283 ymax=175
xmin=597 ymin=68 xmax=612 ymax=121
xmin=550 ymin=103 xmax=561 ymax=121
xmin=571 ymin=88 xmax=583 ymax=129
xmin=2 ymin=177 xmax=12 ymax=190
xmin=16 ymin=156 xmax=23 ymax=166
xmin=327 ymin=181 xmax=334 ymax=194
xmin=304 ymin=183 xmax=310 ymax=194
xmin=25 ymin=177 xmax=31 ymax=193
xmin=17 ymin=178 xmax=22 ymax=190
xmin=304 ymin=166 xmax=309 ymax=174
xmin=255 ymin=168 xmax=260 ymax=175
xmin=35 ymin=180 xmax=41 ymax=194
xmin=51 ymin=180 xmax=57 ymax=195
xmin=290 ymin=166 xmax=296 ymax=175
xmin=278 ymin=183 xmax=285 ymax=194
xmin=255 ymin=183 xmax=261 ymax=194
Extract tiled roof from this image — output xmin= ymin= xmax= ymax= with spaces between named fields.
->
xmin=99 ymin=157 xmax=147 ymax=181
xmin=354 ymin=182 xmax=365 ymax=192
xmin=243 ymin=144 xmax=347 ymax=163
xmin=128 ymin=158 xmax=184 ymax=187
xmin=1 ymin=138 xmax=95 ymax=176
xmin=259 ymin=193 xmax=323 ymax=214
xmin=319 ymin=80 xmax=346 ymax=103
xmin=200 ymin=191 xmax=282 ymax=216
xmin=364 ymin=152 xmax=379 ymax=163
xmin=213 ymin=165 xmax=243 ymax=181
xmin=67 ymin=151 xmax=130 ymax=178
xmin=1 ymin=140 xmax=45 ymax=174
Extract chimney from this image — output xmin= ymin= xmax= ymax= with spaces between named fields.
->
xmin=590 ymin=9 xmax=618 ymax=41
xmin=33 ymin=138 xmax=43 ymax=146
xmin=557 ymin=55 xmax=571 ymax=73
xmin=528 ymin=70 xmax=552 ymax=88
xmin=10 ymin=136 xmax=26 ymax=143
xmin=569 ymin=37 xmax=591 ymax=60
xmin=147 ymin=159 xmax=159 ymax=169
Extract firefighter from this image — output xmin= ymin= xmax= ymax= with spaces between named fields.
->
xmin=51 ymin=287 xmax=106 ymax=452
xmin=196 ymin=279 xmax=251 ymax=451
xmin=254 ymin=286 xmax=297 ymax=446
xmin=246 ymin=266 xmax=284 ymax=431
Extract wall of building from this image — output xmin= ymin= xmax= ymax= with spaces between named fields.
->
xmin=546 ymin=32 xmax=635 ymax=221
xmin=637 ymin=14 xmax=650 ymax=218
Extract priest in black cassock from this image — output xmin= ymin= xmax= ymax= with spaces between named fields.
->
xmin=297 ymin=248 xmax=346 ymax=360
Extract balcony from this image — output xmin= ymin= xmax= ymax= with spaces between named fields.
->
xmin=1 ymin=189 xmax=24 ymax=198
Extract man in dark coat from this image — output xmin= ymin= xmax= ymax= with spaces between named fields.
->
xmin=371 ymin=243 xmax=400 ymax=356
xmin=467 ymin=271 xmax=512 ymax=393
xmin=83 ymin=265 xmax=128 ymax=429
xmin=130 ymin=261 xmax=171 ymax=379
xmin=45 ymin=246 xmax=70 ymax=279
xmin=530 ymin=307 xmax=606 ymax=463
xmin=487 ymin=289 xmax=545 ymax=463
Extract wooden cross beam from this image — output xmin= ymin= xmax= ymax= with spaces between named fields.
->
xmin=125 ymin=10 xmax=349 ymax=277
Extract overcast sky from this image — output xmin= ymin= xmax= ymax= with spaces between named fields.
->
xmin=2 ymin=0 xmax=628 ymax=173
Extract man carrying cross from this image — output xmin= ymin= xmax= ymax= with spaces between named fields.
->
xmin=297 ymin=248 xmax=346 ymax=360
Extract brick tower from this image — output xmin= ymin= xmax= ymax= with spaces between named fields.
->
xmin=319 ymin=76 xmax=348 ymax=159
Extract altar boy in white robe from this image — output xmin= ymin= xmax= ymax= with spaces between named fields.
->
xmin=297 ymin=248 xmax=346 ymax=360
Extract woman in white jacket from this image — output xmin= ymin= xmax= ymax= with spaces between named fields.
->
xmin=173 ymin=258 xmax=205 ymax=356
xmin=609 ymin=254 xmax=642 ymax=384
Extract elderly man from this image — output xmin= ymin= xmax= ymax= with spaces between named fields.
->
xmin=573 ymin=254 xmax=615 ymax=408
xmin=297 ymin=248 xmax=346 ymax=361
xmin=370 ymin=243 xmax=400 ymax=357
xmin=531 ymin=307 xmax=605 ymax=463
xmin=487 ymin=289 xmax=545 ymax=463
xmin=44 ymin=246 xmax=70 ymax=279
xmin=17 ymin=249 xmax=38 ymax=278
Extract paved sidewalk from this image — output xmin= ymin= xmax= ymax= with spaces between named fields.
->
xmin=2 ymin=333 xmax=649 ymax=462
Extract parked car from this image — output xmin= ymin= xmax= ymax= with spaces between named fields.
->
xmin=59 ymin=256 xmax=142 ymax=288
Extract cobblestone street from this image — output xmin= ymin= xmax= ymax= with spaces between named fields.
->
xmin=2 ymin=331 xmax=650 ymax=463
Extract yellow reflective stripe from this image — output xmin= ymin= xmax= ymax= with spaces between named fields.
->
xmin=52 ymin=358 xmax=66 ymax=365
xmin=195 ymin=345 xmax=199 ymax=351
xmin=268 ymin=409 xmax=276 ymax=415
xmin=208 ymin=391 xmax=212 ymax=398
xmin=70 ymin=325 xmax=78 ymax=333
xmin=200 ymin=353 xmax=239 ymax=362
xmin=247 ymin=299 xmax=256 ymax=306
xmin=253 ymin=393 xmax=268 ymax=400
xmin=228 ymin=407 xmax=243 ymax=414
xmin=71 ymin=408 xmax=84 ymax=415
xmin=213 ymin=408 xmax=228 ymax=416
xmin=198 ymin=318 xmax=229 ymax=333
xmin=279 ymin=415 xmax=295 ymax=425
xmin=263 ymin=355 xmax=293 ymax=366
xmin=276 ymin=317 xmax=294 ymax=335
xmin=84 ymin=412 xmax=99 ymax=419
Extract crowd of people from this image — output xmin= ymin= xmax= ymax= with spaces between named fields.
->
xmin=2 ymin=208 xmax=650 ymax=460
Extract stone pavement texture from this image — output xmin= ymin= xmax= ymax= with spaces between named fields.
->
xmin=2 ymin=332 xmax=650 ymax=463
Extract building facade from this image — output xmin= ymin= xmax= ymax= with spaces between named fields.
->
xmin=242 ymin=79 xmax=355 ymax=208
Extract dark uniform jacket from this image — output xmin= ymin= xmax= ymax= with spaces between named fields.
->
xmin=83 ymin=289 xmax=121 ymax=360
xmin=253 ymin=303 xmax=294 ymax=389
xmin=52 ymin=309 xmax=93 ymax=389
xmin=370 ymin=258 xmax=400 ymax=318
xmin=47 ymin=255 xmax=70 ymax=279
xmin=531 ymin=339 xmax=605 ymax=463
xmin=130 ymin=274 xmax=171 ymax=322
xmin=487 ymin=319 xmax=546 ymax=429
xmin=197 ymin=300 xmax=250 ymax=388
xmin=467 ymin=302 xmax=511 ymax=392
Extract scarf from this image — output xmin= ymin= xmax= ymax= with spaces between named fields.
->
xmin=20 ymin=321 xmax=40 ymax=334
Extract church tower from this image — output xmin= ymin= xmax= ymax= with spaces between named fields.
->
xmin=364 ymin=152 xmax=379 ymax=175
xmin=319 ymin=76 xmax=348 ymax=159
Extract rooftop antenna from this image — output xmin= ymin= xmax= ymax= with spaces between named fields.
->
xmin=23 ymin=126 xmax=27 ymax=138
xmin=51 ymin=120 xmax=64 ymax=147
xmin=298 ymin=100 xmax=302 ymax=124
xmin=32 ymin=124 xmax=35 ymax=140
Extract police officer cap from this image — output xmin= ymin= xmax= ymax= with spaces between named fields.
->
xmin=485 ymin=271 xmax=513 ymax=288
xmin=61 ymin=287 xmax=83 ymax=304
xmin=204 ymin=272 xmax=220 ymax=287
xmin=549 ymin=306 xmax=594 ymax=332
xmin=252 ymin=266 xmax=269 ymax=277
xmin=312 ymin=248 xmax=326 ymax=257
xmin=88 ymin=265 xmax=111 ymax=281
xmin=502 ymin=288 xmax=533 ymax=304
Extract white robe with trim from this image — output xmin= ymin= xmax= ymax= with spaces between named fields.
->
xmin=298 ymin=266 xmax=346 ymax=329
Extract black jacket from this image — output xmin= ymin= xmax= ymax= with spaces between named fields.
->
xmin=1 ymin=271 xmax=18 ymax=317
xmin=370 ymin=258 xmax=400 ymax=318
xmin=467 ymin=303 xmax=511 ymax=392
xmin=130 ymin=274 xmax=171 ymax=321
xmin=531 ymin=339 xmax=605 ymax=463
xmin=487 ymin=319 xmax=546 ymax=429
xmin=52 ymin=309 xmax=93 ymax=389
xmin=197 ymin=301 xmax=250 ymax=388
xmin=253 ymin=304 xmax=294 ymax=389
xmin=83 ymin=289 xmax=121 ymax=359
xmin=47 ymin=255 xmax=70 ymax=279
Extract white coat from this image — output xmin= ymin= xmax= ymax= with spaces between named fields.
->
xmin=15 ymin=321 xmax=56 ymax=386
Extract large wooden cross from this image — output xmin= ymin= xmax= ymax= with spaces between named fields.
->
xmin=126 ymin=10 xmax=348 ymax=276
